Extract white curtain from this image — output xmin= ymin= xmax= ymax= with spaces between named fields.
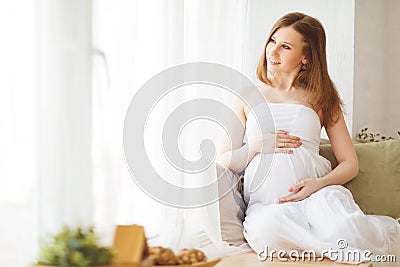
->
xmin=37 ymin=0 xmax=93 ymax=236
xmin=0 ymin=0 xmax=93 ymax=266
xmin=0 ymin=1 xmax=38 ymax=266
xmin=91 ymin=0 xmax=250 ymax=248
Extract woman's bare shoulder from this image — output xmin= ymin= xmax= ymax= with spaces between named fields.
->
xmin=240 ymin=84 xmax=271 ymax=116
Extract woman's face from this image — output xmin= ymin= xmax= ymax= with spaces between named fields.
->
xmin=265 ymin=26 xmax=307 ymax=74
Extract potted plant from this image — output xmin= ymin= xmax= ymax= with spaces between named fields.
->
xmin=357 ymin=128 xmax=400 ymax=143
xmin=34 ymin=226 xmax=114 ymax=267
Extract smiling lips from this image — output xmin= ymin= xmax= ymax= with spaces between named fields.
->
xmin=268 ymin=57 xmax=281 ymax=65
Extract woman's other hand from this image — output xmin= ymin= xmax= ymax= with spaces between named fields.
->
xmin=249 ymin=130 xmax=302 ymax=154
xmin=278 ymin=178 xmax=323 ymax=203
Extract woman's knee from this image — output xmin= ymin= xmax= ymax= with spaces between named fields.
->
xmin=244 ymin=205 xmax=288 ymax=250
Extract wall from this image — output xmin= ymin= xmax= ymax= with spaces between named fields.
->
xmin=243 ymin=0 xmax=355 ymax=135
xmin=353 ymin=0 xmax=400 ymax=137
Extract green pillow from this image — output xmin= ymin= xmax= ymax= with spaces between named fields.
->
xmin=319 ymin=140 xmax=400 ymax=219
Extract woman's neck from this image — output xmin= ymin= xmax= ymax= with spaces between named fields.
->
xmin=268 ymin=71 xmax=298 ymax=91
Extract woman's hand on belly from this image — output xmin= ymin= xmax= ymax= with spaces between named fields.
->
xmin=249 ymin=130 xmax=302 ymax=155
xmin=278 ymin=177 xmax=324 ymax=204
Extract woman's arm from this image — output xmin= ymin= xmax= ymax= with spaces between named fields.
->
xmin=216 ymin=97 xmax=253 ymax=174
xmin=319 ymin=112 xmax=359 ymax=186
xmin=217 ymin=142 xmax=257 ymax=174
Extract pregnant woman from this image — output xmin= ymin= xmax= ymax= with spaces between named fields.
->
xmin=217 ymin=12 xmax=400 ymax=264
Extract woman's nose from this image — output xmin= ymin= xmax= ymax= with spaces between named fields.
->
xmin=268 ymin=44 xmax=278 ymax=56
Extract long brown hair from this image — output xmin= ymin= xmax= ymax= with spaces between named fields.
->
xmin=256 ymin=12 xmax=343 ymax=128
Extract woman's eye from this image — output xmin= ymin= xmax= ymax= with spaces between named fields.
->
xmin=270 ymin=39 xmax=276 ymax=44
xmin=283 ymin=45 xmax=291 ymax=50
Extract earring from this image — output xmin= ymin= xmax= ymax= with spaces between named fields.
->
xmin=301 ymin=64 xmax=307 ymax=70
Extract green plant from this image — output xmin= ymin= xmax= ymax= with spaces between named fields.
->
xmin=37 ymin=226 xmax=114 ymax=267
xmin=357 ymin=128 xmax=400 ymax=142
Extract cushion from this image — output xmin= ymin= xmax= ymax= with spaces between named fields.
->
xmin=216 ymin=164 xmax=246 ymax=245
xmin=319 ymin=140 xmax=400 ymax=219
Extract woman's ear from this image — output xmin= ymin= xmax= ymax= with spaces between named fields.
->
xmin=302 ymin=58 xmax=308 ymax=65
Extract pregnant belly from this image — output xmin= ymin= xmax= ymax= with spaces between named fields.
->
xmin=243 ymin=152 xmax=317 ymax=205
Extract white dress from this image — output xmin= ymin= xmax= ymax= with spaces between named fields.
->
xmin=242 ymin=103 xmax=400 ymax=265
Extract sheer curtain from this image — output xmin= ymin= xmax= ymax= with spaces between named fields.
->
xmin=0 ymin=1 xmax=38 ymax=266
xmin=0 ymin=1 xmax=93 ymax=266
xmin=37 ymin=0 xmax=93 ymax=236
xmin=91 ymin=0 xmax=251 ymax=248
